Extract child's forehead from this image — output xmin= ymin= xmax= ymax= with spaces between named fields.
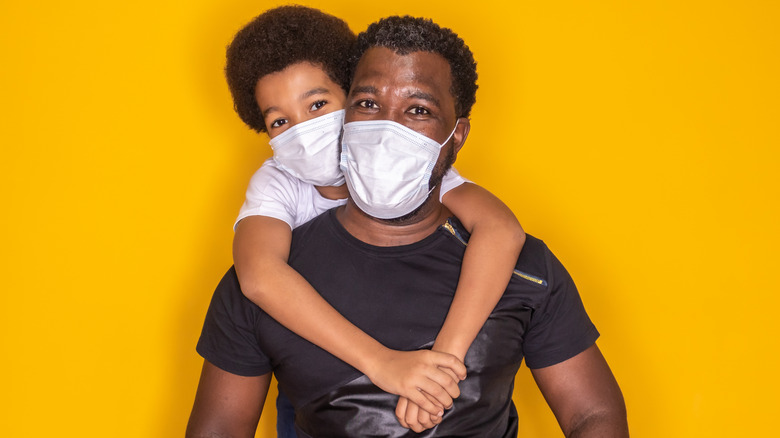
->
xmin=254 ymin=62 xmax=346 ymax=116
xmin=258 ymin=62 xmax=339 ymax=92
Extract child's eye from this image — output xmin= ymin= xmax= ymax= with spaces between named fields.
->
xmin=408 ymin=106 xmax=430 ymax=116
xmin=270 ymin=118 xmax=288 ymax=128
xmin=310 ymin=100 xmax=327 ymax=111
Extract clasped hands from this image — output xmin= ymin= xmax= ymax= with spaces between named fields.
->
xmin=365 ymin=349 xmax=467 ymax=433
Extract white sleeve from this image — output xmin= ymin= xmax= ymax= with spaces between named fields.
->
xmin=234 ymin=159 xmax=303 ymax=230
xmin=439 ymin=167 xmax=470 ymax=201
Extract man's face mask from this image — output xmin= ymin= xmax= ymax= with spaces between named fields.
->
xmin=340 ymin=119 xmax=458 ymax=219
xmin=270 ymin=109 xmax=345 ymax=187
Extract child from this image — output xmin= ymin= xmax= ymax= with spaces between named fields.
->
xmin=224 ymin=6 xmax=526 ymax=433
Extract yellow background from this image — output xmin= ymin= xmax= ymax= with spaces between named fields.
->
xmin=1 ymin=0 xmax=778 ymax=436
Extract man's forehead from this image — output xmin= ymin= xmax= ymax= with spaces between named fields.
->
xmin=351 ymin=47 xmax=452 ymax=93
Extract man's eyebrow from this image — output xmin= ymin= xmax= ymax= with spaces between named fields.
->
xmin=406 ymin=90 xmax=441 ymax=108
xmin=349 ymin=85 xmax=379 ymax=96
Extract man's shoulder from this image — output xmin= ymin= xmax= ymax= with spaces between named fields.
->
xmin=446 ymin=216 xmax=550 ymax=271
xmin=444 ymin=217 xmax=552 ymax=288
xmin=513 ymin=234 xmax=552 ymax=287
xmin=289 ymin=208 xmax=340 ymax=248
xmin=196 ymin=265 xmax=273 ymax=377
xmin=210 ymin=265 xmax=259 ymax=311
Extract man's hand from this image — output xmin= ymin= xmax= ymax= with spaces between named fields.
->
xmin=364 ymin=349 xmax=466 ymax=417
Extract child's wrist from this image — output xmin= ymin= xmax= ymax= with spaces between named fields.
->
xmin=358 ymin=343 xmax=392 ymax=378
xmin=431 ymin=340 xmax=467 ymax=362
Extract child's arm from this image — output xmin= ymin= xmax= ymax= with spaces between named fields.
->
xmin=395 ymin=182 xmax=526 ymax=431
xmin=233 ymin=215 xmax=467 ymax=417
xmin=435 ymin=182 xmax=526 ymax=360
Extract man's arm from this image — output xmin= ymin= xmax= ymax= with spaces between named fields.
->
xmin=186 ymin=360 xmax=272 ymax=438
xmin=531 ymin=344 xmax=629 ymax=438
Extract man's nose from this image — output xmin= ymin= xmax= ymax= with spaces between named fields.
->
xmin=380 ymin=106 xmax=406 ymax=125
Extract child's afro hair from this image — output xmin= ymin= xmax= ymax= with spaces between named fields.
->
xmin=225 ymin=6 xmax=356 ymax=132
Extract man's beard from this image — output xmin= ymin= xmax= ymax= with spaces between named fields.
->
xmin=379 ymin=145 xmax=456 ymax=225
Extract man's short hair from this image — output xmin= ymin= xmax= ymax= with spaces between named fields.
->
xmin=225 ymin=6 xmax=356 ymax=133
xmin=350 ymin=16 xmax=478 ymax=118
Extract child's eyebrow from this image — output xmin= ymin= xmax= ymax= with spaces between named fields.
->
xmin=261 ymin=106 xmax=278 ymax=117
xmin=300 ymin=87 xmax=332 ymax=100
xmin=261 ymin=87 xmax=333 ymax=117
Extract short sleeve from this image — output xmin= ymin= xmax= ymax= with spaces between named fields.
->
xmin=522 ymin=248 xmax=600 ymax=369
xmin=196 ymin=266 xmax=272 ymax=376
xmin=439 ymin=167 xmax=469 ymax=201
xmin=234 ymin=159 xmax=304 ymax=230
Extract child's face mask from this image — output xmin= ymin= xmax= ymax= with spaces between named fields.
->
xmin=270 ymin=109 xmax=345 ymax=187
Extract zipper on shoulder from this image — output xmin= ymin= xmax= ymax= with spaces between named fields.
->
xmin=513 ymin=270 xmax=547 ymax=286
xmin=443 ymin=220 xmax=468 ymax=245
xmin=442 ymin=219 xmax=548 ymax=287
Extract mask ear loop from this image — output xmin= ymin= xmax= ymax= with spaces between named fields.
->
xmin=440 ymin=120 xmax=459 ymax=147
xmin=426 ymin=120 xmax=461 ymax=198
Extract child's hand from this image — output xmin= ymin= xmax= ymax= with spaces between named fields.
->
xmin=365 ymin=349 xmax=466 ymax=417
xmin=395 ymin=396 xmax=445 ymax=432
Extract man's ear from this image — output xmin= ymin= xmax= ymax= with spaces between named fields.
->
xmin=452 ymin=117 xmax=471 ymax=155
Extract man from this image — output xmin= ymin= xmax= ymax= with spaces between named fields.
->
xmin=187 ymin=16 xmax=628 ymax=437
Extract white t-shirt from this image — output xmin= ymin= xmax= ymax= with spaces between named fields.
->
xmin=235 ymin=159 xmax=467 ymax=230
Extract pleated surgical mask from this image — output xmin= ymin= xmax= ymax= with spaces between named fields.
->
xmin=270 ymin=109 xmax=345 ymax=187
xmin=340 ymin=119 xmax=457 ymax=219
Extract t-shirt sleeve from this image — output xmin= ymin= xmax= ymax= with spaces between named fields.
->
xmin=234 ymin=159 xmax=302 ymax=230
xmin=438 ymin=167 xmax=470 ymax=201
xmin=196 ymin=266 xmax=272 ymax=376
xmin=522 ymin=248 xmax=600 ymax=369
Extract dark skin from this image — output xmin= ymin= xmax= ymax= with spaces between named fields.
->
xmin=532 ymin=345 xmax=629 ymax=437
xmin=337 ymin=47 xmax=469 ymax=247
xmin=185 ymin=361 xmax=270 ymax=438
xmin=186 ymin=47 xmax=628 ymax=437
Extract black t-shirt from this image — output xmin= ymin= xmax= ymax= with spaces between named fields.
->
xmin=197 ymin=209 xmax=599 ymax=437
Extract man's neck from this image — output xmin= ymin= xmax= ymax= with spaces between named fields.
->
xmin=335 ymin=198 xmax=452 ymax=247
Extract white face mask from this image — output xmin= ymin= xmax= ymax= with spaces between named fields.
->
xmin=270 ymin=109 xmax=345 ymax=187
xmin=340 ymin=119 xmax=458 ymax=219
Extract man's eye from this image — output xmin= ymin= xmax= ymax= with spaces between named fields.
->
xmin=310 ymin=100 xmax=327 ymax=111
xmin=357 ymin=100 xmax=378 ymax=109
xmin=408 ymin=106 xmax=430 ymax=116
xmin=270 ymin=118 xmax=288 ymax=128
